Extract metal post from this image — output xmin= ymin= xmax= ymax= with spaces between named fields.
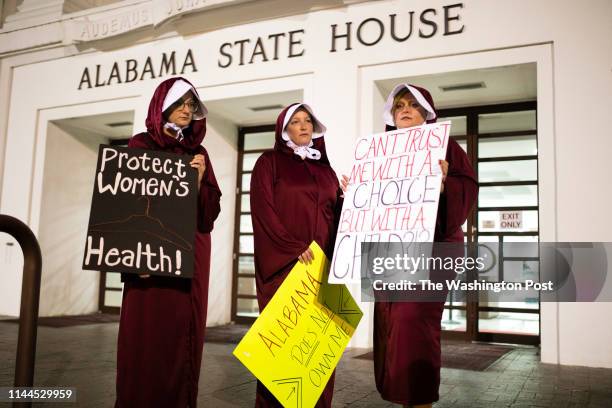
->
xmin=0 ymin=214 xmax=42 ymax=408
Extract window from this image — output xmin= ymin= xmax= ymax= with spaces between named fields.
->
xmin=232 ymin=125 xmax=276 ymax=322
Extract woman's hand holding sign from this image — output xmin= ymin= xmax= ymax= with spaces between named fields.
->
xmin=439 ymin=159 xmax=448 ymax=193
xmin=190 ymin=154 xmax=206 ymax=188
xmin=298 ymin=248 xmax=315 ymax=265
xmin=340 ymin=174 xmax=349 ymax=194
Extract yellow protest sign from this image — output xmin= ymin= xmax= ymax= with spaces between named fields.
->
xmin=233 ymin=241 xmax=363 ymax=408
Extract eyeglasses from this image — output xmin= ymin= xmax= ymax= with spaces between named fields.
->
xmin=175 ymin=99 xmax=199 ymax=113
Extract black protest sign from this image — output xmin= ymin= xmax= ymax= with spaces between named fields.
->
xmin=82 ymin=145 xmax=197 ymax=278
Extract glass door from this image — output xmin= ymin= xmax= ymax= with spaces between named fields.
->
xmin=436 ymin=114 xmax=471 ymax=338
xmin=439 ymin=101 xmax=540 ymax=345
xmin=231 ymin=125 xmax=276 ymax=323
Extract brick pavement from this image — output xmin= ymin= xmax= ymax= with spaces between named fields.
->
xmin=1 ymin=321 xmax=611 ymax=407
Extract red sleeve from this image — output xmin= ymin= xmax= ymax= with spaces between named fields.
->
xmin=196 ymin=148 xmax=221 ymax=233
xmin=436 ymin=138 xmax=479 ymax=238
xmin=127 ymin=133 xmax=151 ymax=149
xmin=250 ymin=153 xmax=309 ymax=282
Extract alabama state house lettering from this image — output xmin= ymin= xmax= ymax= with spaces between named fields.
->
xmin=78 ymin=49 xmax=197 ymax=90
xmin=76 ymin=3 xmax=464 ymax=88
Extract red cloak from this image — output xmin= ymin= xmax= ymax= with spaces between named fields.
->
xmin=250 ymin=104 xmax=343 ymax=407
xmin=374 ymin=85 xmax=478 ymax=405
xmin=115 ymin=77 xmax=221 ymax=408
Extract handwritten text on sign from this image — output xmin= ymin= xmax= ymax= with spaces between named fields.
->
xmin=329 ymin=122 xmax=451 ymax=283
xmin=82 ymin=145 xmax=197 ymax=278
xmin=233 ymin=242 xmax=363 ymax=408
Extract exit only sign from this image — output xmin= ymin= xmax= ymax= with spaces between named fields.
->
xmin=499 ymin=211 xmax=523 ymax=229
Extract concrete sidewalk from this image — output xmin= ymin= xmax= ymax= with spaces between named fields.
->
xmin=1 ymin=321 xmax=611 ymax=407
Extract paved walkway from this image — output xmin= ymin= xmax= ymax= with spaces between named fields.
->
xmin=1 ymin=321 xmax=611 ymax=407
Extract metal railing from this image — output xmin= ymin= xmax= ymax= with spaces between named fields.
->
xmin=0 ymin=214 xmax=42 ymax=408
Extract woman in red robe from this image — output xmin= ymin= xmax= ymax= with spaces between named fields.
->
xmin=250 ymin=103 xmax=343 ymax=407
xmin=115 ymin=77 xmax=221 ymax=408
xmin=373 ymin=84 xmax=478 ymax=407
